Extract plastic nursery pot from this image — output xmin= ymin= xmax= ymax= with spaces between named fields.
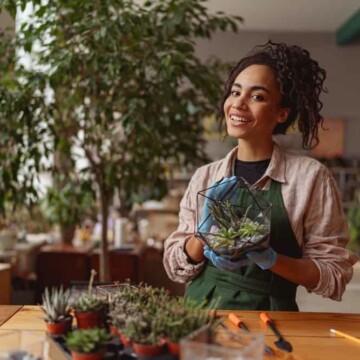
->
xmin=132 ymin=342 xmax=164 ymax=357
xmin=167 ymin=340 xmax=180 ymax=355
xmin=75 ymin=310 xmax=104 ymax=329
xmin=45 ymin=316 xmax=73 ymax=335
xmin=71 ymin=350 xmax=105 ymax=360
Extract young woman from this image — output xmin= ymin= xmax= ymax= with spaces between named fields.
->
xmin=163 ymin=41 xmax=358 ymax=311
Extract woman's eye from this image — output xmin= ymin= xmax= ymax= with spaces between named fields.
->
xmin=252 ymin=94 xmax=264 ymax=101
xmin=230 ymin=90 xmax=240 ymax=97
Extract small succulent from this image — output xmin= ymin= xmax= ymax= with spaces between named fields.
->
xmin=164 ymin=298 xmax=216 ymax=343
xmin=73 ymin=269 xmax=106 ymax=312
xmin=41 ymin=286 xmax=71 ymax=323
xmin=66 ymin=328 xmax=111 ymax=354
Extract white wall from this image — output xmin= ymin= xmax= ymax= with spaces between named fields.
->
xmin=196 ymin=31 xmax=360 ymax=158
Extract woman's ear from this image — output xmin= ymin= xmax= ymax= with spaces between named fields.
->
xmin=277 ymin=107 xmax=290 ymax=124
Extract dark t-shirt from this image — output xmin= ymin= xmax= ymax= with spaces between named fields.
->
xmin=234 ymin=158 xmax=271 ymax=185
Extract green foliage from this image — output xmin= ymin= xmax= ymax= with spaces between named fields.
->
xmin=209 ymin=202 xmax=266 ymax=248
xmin=66 ymin=328 xmax=111 ymax=354
xmin=0 ymin=0 xmax=242 ymax=279
xmin=42 ymin=177 xmax=96 ymax=227
xmin=41 ymin=286 xmax=71 ymax=323
xmin=162 ymin=297 xmax=216 ymax=343
xmin=0 ymin=31 xmax=48 ymax=219
xmin=108 ymin=282 xmax=215 ymax=345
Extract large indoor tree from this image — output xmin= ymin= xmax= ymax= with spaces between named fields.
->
xmin=1 ymin=0 xmax=242 ymax=281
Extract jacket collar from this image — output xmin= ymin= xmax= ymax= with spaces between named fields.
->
xmin=218 ymin=142 xmax=286 ymax=184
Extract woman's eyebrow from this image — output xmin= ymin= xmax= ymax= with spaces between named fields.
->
xmin=231 ymin=82 xmax=270 ymax=94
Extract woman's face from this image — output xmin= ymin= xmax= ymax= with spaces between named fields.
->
xmin=223 ymin=64 xmax=289 ymax=143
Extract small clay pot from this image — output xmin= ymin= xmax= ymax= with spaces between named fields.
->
xmin=109 ymin=324 xmax=120 ymax=338
xmin=45 ymin=316 xmax=73 ymax=335
xmin=70 ymin=350 xmax=105 ymax=360
xmin=132 ymin=342 xmax=163 ymax=357
xmin=75 ymin=310 xmax=103 ymax=329
xmin=167 ymin=340 xmax=180 ymax=355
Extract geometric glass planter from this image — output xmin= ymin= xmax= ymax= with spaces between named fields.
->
xmin=196 ymin=177 xmax=272 ymax=261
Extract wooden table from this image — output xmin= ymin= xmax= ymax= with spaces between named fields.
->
xmin=218 ymin=310 xmax=360 ymax=359
xmin=0 ymin=305 xmax=21 ymax=326
xmin=1 ymin=306 xmax=360 ymax=359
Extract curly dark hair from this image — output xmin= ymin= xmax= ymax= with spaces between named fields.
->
xmin=219 ymin=40 xmax=327 ymax=149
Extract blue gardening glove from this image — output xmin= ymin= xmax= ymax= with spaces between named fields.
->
xmin=204 ymin=246 xmax=251 ymax=271
xmin=246 ymin=248 xmax=277 ymax=270
xmin=198 ymin=176 xmax=237 ymax=233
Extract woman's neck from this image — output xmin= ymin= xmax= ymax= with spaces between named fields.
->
xmin=236 ymin=139 xmax=274 ymax=161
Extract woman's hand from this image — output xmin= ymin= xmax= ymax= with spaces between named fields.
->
xmin=204 ymin=246 xmax=277 ymax=271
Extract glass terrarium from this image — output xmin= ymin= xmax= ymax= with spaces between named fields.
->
xmin=196 ymin=177 xmax=272 ymax=261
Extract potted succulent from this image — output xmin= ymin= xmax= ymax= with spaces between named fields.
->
xmin=118 ymin=284 xmax=170 ymax=356
xmin=107 ymin=282 xmax=140 ymax=346
xmin=73 ymin=270 xmax=107 ymax=329
xmin=66 ymin=328 xmax=111 ymax=360
xmin=41 ymin=286 xmax=72 ymax=335
xmin=162 ymin=297 xmax=216 ymax=355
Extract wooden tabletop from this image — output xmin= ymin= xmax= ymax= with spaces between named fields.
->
xmin=217 ymin=310 xmax=360 ymax=359
xmin=1 ymin=306 xmax=360 ymax=359
xmin=0 ymin=305 xmax=22 ymax=326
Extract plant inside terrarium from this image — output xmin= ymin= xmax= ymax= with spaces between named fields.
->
xmin=197 ymin=177 xmax=271 ymax=260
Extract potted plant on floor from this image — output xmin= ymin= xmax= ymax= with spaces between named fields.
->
xmin=73 ymin=270 xmax=107 ymax=329
xmin=41 ymin=286 xmax=72 ymax=336
xmin=66 ymin=328 xmax=111 ymax=360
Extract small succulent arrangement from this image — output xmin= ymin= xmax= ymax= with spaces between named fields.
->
xmin=197 ymin=178 xmax=271 ymax=260
xmin=66 ymin=328 xmax=111 ymax=354
xmin=72 ymin=270 xmax=106 ymax=313
xmin=209 ymin=202 xmax=269 ymax=251
xmin=41 ymin=286 xmax=72 ymax=323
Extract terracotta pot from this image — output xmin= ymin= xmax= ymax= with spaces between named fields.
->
xmin=70 ymin=350 xmax=105 ymax=360
xmin=120 ymin=333 xmax=132 ymax=347
xmin=132 ymin=342 xmax=163 ymax=357
xmin=45 ymin=316 xmax=73 ymax=335
xmin=75 ymin=310 xmax=103 ymax=329
xmin=167 ymin=340 xmax=180 ymax=355
xmin=109 ymin=324 xmax=120 ymax=338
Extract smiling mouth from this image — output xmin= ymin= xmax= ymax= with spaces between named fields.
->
xmin=230 ymin=115 xmax=251 ymax=123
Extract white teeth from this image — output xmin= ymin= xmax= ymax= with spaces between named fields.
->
xmin=230 ymin=115 xmax=250 ymax=123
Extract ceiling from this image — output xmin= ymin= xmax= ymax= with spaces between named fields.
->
xmin=207 ymin=0 xmax=360 ymax=33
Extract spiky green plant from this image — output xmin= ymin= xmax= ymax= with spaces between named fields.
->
xmin=41 ymin=286 xmax=71 ymax=323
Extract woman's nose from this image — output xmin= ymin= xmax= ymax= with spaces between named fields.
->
xmin=232 ymin=95 xmax=248 ymax=110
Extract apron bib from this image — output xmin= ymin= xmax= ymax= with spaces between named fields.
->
xmin=186 ymin=180 xmax=302 ymax=311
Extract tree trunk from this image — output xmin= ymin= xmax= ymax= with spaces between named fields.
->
xmin=99 ymin=191 xmax=110 ymax=282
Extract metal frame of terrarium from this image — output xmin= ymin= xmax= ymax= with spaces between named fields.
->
xmin=196 ymin=177 xmax=272 ymax=260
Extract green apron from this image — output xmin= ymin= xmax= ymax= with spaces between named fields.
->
xmin=186 ymin=180 xmax=302 ymax=311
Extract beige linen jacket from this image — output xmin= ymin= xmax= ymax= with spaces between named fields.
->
xmin=163 ymin=143 xmax=358 ymax=301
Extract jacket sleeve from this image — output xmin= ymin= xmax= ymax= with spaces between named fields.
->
xmin=302 ymin=167 xmax=359 ymax=300
xmin=163 ymin=169 xmax=206 ymax=283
